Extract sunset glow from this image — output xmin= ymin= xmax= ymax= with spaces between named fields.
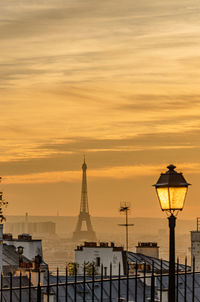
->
xmin=1 ymin=0 xmax=200 ymax=218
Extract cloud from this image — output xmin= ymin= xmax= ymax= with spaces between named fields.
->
xmin=0 ymin=129 xmax=200 ymax=179
xmin=1 ymin=0 xmax=200 ymax=174
xmin=118 ymin=94 xmax=200 ymax=111
xmin=2 ymin=162 xmax=200 ymax=185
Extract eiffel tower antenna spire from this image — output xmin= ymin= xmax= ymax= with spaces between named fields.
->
xmin=72 ymin=159 xmax=96 ymax=242
xmin=80 ymin=157 xmax=89 ymax=213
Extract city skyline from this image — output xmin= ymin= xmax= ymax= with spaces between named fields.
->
xmin=1 ymin=0 xmax=200 ymax=218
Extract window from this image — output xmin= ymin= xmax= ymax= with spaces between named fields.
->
xmin=96 ymin=257 xmax=100 ymax=267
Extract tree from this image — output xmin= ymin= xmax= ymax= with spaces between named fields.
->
xmin=82 ymin=261 xmax=98 ymax=276
xmin=66 ymin=262 xmax=79 ymax=276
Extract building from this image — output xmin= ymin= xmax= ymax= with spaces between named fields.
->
xmin=2 ymin=233 xmax=48 ymax=275
xmin=0 ymin=220 xmax=46 ymax=276
xmin=136 ymin=242 xmax=159 ymax=258
xmin=75 ymin=241 xmax=189 ymax=276
xmin=5 ymin=221 xmax=56 ymax=236
xmin=191 ymin=217 xmax=200 ymax=271
xmin=75 ymin=242 xmax=125 ymax=275
xmin=3 ymin=243 xmax=32 ymax=274
xmin=3 ymin=233 xmax=43 ymax=261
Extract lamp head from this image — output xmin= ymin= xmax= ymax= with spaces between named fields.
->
xmin=153 ymin=165 xmax=190 ymax=213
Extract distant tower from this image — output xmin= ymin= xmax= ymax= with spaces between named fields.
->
xmin=72 ymin=159 xmax=96 ymax=242
xmin=191 ymin=217 xmax=200 ymax=271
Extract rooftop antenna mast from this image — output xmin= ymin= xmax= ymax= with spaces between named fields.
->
xmin=118 ymin=201 xmax=134 ymax=252
xmin=0 ymin=177 xmax=8 ymax=222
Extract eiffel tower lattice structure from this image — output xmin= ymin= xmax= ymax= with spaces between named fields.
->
xmin=72 ymin=159 xmax=97 ymax=242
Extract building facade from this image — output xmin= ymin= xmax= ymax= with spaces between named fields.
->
xmin=75 ymin=242 xmax=126 ymax=275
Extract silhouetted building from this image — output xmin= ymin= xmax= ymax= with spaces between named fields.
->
xmin=5 ymin=221 xmax=56 ymax=236
xmin=191 ymin=218 xmax=200 ymax=271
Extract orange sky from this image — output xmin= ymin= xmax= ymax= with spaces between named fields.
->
xmin=1 ymin=0 xmax=200 ymax=218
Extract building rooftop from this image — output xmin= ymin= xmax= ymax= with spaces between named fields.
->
xmin=3 ymin=244 xmax=31 ymax=267
xmin=76 ymin=241 xmax=124 ymax=251
xmin=137 ymin=242 xmax=159 ymax=248
xmin=128 ymin=251 xmax=190 ymax=273
xmin=45 ymin=273 xmax=200 ymax=302
xmin=1 ymin=275 xmax=37 ymax=301
xmin=3 ymin=233 xmax=41 ymax=242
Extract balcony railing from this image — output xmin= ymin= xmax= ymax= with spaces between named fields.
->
xmin=0 ymin=258 xmax=199 ymax=301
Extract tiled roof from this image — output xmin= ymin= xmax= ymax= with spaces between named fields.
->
xmin=1 ymin=276 xmax=37 ymax=302
xmin=3 ymin=244 xmax=31 ymax=267
xmin=128 ymin=251 xmax=190 ymax=273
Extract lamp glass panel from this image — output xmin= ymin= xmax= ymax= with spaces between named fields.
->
xmin=169 ymin=187 xmax=187 ymax=210
xmin=156 ymin=187 xmax=170 ymax=210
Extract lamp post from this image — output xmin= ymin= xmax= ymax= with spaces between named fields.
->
xmin=153 ymin=164 xmax=190 ymax=302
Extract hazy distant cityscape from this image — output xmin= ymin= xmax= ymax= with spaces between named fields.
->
xmin=4 ymin=214 xmax=194 ymax=272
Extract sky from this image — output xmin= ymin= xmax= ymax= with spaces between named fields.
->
xmin=1 ymin=0 xmax=200 ymax=218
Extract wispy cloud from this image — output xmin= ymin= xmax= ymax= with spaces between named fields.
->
xmin=2 ymin=162 xmax=200 ymax=185
xmin=1 ymin=0 xmax=200 ymax=215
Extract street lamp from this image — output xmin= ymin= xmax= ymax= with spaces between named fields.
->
xmin=153 ymin=164 xmax=190 ymax=302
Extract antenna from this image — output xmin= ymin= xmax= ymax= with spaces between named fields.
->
xmin=118 ymin=201 xmax=134 ymax=252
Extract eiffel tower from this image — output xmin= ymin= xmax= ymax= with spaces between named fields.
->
xmin=72 ymin=159 xmax=97 ymax=242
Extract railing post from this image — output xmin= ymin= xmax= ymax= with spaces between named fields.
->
xmin=92 ymin=264 xmax=95 ymax=302
xmin=56 ymin=268 xmax=59 ymax=302
xmin=37 ymin=269 xmax=41 ymax=302
xmin=101 ymin=264 xmax=103 ymax=302
xmin=29 ymin=271 xmax=31 ymax=302
xmin=47 ymin=269 xmax=50 ymax=302
xmin=83 ymin=264 xmax=86 ymax=302
xmin=65 ymin=267 xmax=68 ymax=302
xmin=151 ymin=261 xmax=155 ymax=302
xmin=118 ymin=262 xmax=121 ymax=302
xmin=192 ymin=256 xmax=195 ymax=302
xmin=126 ymin=261 xmax=129 ymax=302
xmin=176 ymin=257 xmax=179 ymax=302
xmin=74 ymin=264 xmax=77 ymax=302
xmin=10 ymin=272 xmax=12 ymax=302
xmin=160 ymin=259 xmax=163 ymax=302
xmin=19 ymin=271 xmax=22 ymax=302
xmin=184 ymin=257 xmax=187 ymax=302
xmin=143 ymin=262 xmax=146 ymax=302
xmin=135 ymin=262 xmax=138 ymax=302
xmin=110 ymin=263 xmax=112 ymax=302
xmin=0 ymin=272 xmax=2 ymax=302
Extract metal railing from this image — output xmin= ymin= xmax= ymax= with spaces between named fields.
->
xmin=0 ymin=257 xmax=199 ymax=301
